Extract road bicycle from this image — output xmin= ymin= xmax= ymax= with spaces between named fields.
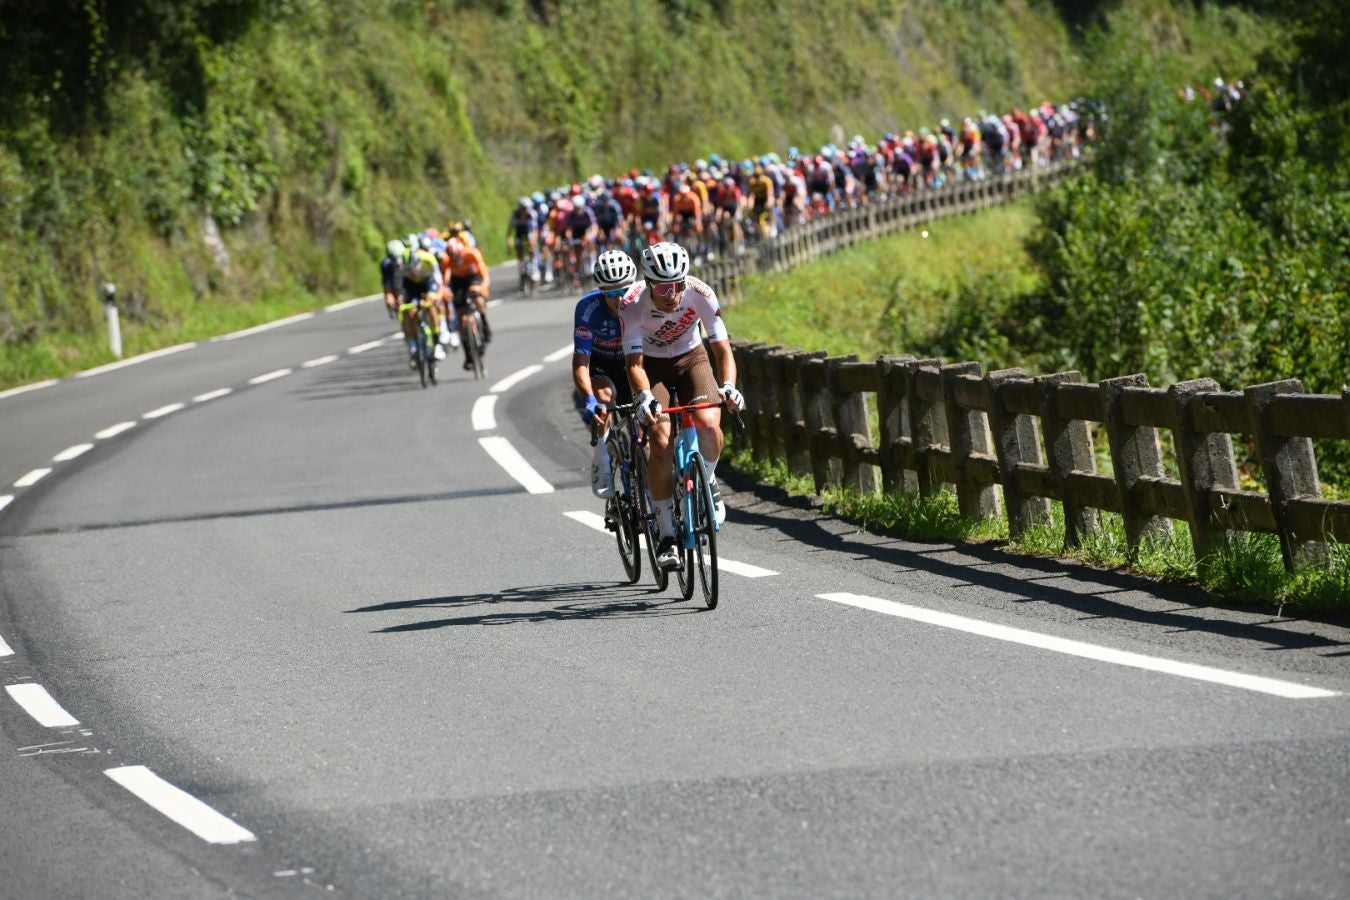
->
xmin=659 ymin=397 xmax=745 ymax=609
xmin=397 ymin=293 xmax=439 ymax=388
xmin=514 ymin=234 xmax=538 ymax=297
xmin=455 ymin=296 xmax=487 ymax=381
xmin=593 ymin=401 xmax=651 ymax=587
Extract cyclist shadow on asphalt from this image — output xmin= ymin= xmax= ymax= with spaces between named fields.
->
xmin=346 ymin=581 xmax=703 ymax=631
xmin=292 ymin=352 xmax=434 ymax=400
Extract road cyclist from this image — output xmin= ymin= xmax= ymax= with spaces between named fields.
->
xmin=571 ymin=248 xmax=641 ymax=500
xmin=395 ymin=240 xmax=447 ymax=385
xmin=444 ymin=237 xmax=493 ymax=375
xmin=620 ymin=241 xmax=745 ymax=574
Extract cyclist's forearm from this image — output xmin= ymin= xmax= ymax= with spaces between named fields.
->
xmin=710 ymin=339 xmax=737 ymax=387
xmin=572 ymin=357 xmax=594 ymax=397
xmin=625 ymin=356 xmax=652 ymax=396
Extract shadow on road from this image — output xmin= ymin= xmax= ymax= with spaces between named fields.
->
xmin=291 ymin=351 xmax=430 ymax=400
xmin=347 ymin=581 xmax=700 ymax=630
xmin=720 ymin=472 xmax=1350 ymax=655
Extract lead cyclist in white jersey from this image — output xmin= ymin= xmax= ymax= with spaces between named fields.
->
xmin=620 ymin=241 xmax=746 ymax=571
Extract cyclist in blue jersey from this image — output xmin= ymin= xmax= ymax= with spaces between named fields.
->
xmin=572 ymin=249 xmax=639 ymax=498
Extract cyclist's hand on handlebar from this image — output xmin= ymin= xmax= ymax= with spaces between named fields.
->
xmin=637 ymin=389 xmax=662 ymax=425
xmin=720 ymin=382 xmax=746 ymax=412
xmin=582 ymin=394 xmax=604 ymax=424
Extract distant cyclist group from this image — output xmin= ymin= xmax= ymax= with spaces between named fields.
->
xmin=380 ymin=221 xmax=494 ymax=380
xmin=508 ymin=99 xmax=1093 ymax=289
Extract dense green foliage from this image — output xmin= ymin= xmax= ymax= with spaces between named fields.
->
xmin=1 ymin=0 xmax=1095 ymax=385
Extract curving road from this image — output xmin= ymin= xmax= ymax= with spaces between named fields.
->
xmin=2 ymin=275 xmax=1349 ymax=899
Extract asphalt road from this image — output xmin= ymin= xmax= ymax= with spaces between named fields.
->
xmin=2 ymin=274 xmax=1349 ymax=899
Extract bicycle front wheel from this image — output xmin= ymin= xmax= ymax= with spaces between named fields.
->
xmin=415 ymin=326 xmax=428 ymax=388
xmin=611 ymin=438 xmax=641 ymax=583
xmin=672 ymin=466 xmax=694 ymax=602
xmin=689 ymin=456 xmax=719 ymax=609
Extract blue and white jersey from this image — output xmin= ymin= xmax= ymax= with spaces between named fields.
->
xmin=572 ymin=290 xmax=625 ymax=361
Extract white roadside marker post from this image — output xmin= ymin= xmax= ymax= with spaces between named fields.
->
xmin=102 ymin=282 xmax=122 ymax=359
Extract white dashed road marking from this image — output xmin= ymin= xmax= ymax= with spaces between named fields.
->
xmin=818 ymin=592 xmax=1340 ymax=700
xmin=347 ymin=339 xmax=386 ymax=354
xmin=0 ymin=496 xmax=12 ymax=514
xmin=105 ymin=766 xmax=257 ymax=845
xmin=563 ymin=510 xmax=777 ymax=577
xmin=491 ymin=365 xmax=543 ymax=393
xmin=479 ymin=437 xmax=554 ymax=494
xmin=143 ymin=403 xmax=185 ymax=420
xmin=192 ymin=388 xmax=232 ymax=403
xmin=52 ymin=444 xmax=94 ymax=462
xmin=543 ymin=345 xmax=573 ymax=363
xmin=472 ymin=395 xmax=498 ymax=432
xmin=0 ymin=631 xmax=13 ymax=655
xmin=96 ymin=421 xmax=138 ymax=439
xmin=248 ymin=368 xmax=292 ymax=386
xmin=302 ymin=355 xmax=338 ymax=368
xmin=6 ymin=684 xmax=80 ymax=727
xmin=14 ymin=469 xmax=51 ymax=488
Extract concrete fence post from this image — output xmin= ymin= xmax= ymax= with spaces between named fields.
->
xmin=987 ymin=368 xmax=1051 ymax=539
xmin=1245 ymin=380 xmax=1328 ymax=571
xmin=1099 ymin=374 xmax=1173 ymax=553
xmin=1036 ymin=371 xmax=1100 ymax=549
xmin=1167 ymin=378 xmax=1240 ymax=561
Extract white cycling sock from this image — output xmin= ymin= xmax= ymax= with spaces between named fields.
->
xmin=654 ymin=498 xmax=675 ymax=538
xmin=702 ymin=455 xmax=719 ymax=484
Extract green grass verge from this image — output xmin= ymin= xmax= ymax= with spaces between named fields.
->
xmin=731 ymin=449 xmax=1349 ymax=613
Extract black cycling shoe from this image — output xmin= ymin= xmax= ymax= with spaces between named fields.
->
xmin=655 ymin=536 xmax=681 ymax=571
xmin=463 ymin=358 xmax=473 ymax=371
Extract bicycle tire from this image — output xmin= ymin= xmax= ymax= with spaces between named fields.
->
xmin=633 ymin=447 xmax=668 ymax=592
xmin=415 ymin=324 xmax=428 ymax=389
xmin=672 ymin=465 xmax=694 ymax=601
xmin=610 ymin=437 xmax=641 ymax=583
xmin=472 ymin=314 xmax=487 ymax=380
xmin=689 ymin=457 xmax=719 ymax=609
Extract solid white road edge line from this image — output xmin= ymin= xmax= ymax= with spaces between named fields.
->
xmin=472 ymin=395 xmax=498 ymax=431
xmin=302 ymin=354 xmax=339 ymax=368
xmin=248 ymin=368 xmax=293 ymax=385
xmin=491 ymin=364 xmax=543 ymax=393
xmin=214 ymin=312 xmax=315 ymax=342
xmin=52 ymin=443 xmax=95 ymax=462
xmin=347 ymin=339 xmax=386 ymax=354
xmin=0 ymin=630 xmax=12 ymax=655
xmin=818 ymin=592 xmax=1340 ymax=700
xmin=542 ymin=344 xmax=574 ymax=363
xmin=104 ymin=765 xmax=256 ymax=845
xmin=324 ymin=295 xmax=377 ymax=312
xmin=563 ymin=511 xmax=777 ymax=577
xmin=14 ymin=469 xmax=52 ymax=488
xmin=479 ymin=437 xmax=554 ymax=494
xmin=5 ymin=684 xmax=80 ymax=727
xmin=143 ymin=402 xmax=185 ymax=419
xmin=75 ymin=343 xmax=197 ymax=378
xmin=0 ymin=379 xmax=58 ymax=401
xmin=193 ymin=388 xmax=232 ymax=403
xmin=95 ymin=421 xmax=138 ymax=439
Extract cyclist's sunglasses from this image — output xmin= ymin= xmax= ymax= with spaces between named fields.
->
xmin=600 ymin=286 xmax=628 ymax=299
xmin=649 ymin=279 xmax=685 ymax=296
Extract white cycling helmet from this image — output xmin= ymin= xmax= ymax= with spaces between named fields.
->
xmin=386 ymin=238 xmax=405 ymax=259
xmin=593 ymin=249 xmax=637 ymax=290
xmin=640 ymin=241 xmax=690 ymax=283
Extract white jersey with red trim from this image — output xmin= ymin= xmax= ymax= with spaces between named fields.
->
xmin=619 ymin=275 xmax=729 ymax=359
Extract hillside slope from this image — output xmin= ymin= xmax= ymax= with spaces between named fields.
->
xmin=0 ymin=0 xmax=1272 ymax=384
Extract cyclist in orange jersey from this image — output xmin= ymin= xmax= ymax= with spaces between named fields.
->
xmin=446 ymin=238 xmax=493 ymax=343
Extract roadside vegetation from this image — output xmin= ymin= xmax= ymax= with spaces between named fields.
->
xmin=729 ymin=0 xmax=1349 ymax=612
xmin=1 ymin=0 xmax=1276 ymax=387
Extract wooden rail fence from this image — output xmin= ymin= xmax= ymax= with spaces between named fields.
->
xmin=730 ymin=344 xmax=1350 ymax=574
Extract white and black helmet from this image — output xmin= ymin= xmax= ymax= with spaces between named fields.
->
xmin=640 ymin=241 xmax=690 ymax=283
xmin=593 ymin=249 xmax=637 ymax=290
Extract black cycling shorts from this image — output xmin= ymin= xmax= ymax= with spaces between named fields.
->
xmin=588 ymin=355 xmax=631 ymax=406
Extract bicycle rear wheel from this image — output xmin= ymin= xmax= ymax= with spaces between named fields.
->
xmin=610 ymin=438 xmax=641 ymax=583
xmin=672 ymin=466 xmax=694 ymax=601
xmin=633 ymin=448 xmax=668 ymax=592
xmin=689 ymin=457 xmax=719 ymax=609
